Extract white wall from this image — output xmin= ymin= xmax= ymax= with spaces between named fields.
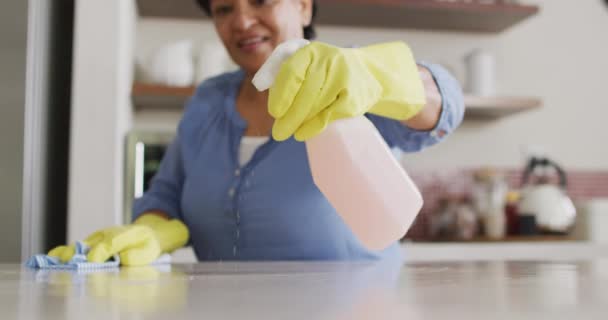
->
xmin=68 ymin=0 xmax=136 ymax=241
xmin=134 ymin=0 xmax=608 ymax=171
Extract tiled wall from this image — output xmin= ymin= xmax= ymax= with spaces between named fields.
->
xmin=404 ymin=168 xmax=608 ymax=240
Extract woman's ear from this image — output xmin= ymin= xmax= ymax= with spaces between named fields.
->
xmin=299 ymin=0 xmax=313 ymax=27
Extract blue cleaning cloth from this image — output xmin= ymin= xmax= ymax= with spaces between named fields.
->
xmin=26 ymin=241 xmax=171 ymax=270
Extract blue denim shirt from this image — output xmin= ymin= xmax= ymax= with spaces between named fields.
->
xmin=133 ymin=63 xmax=464 ymax=261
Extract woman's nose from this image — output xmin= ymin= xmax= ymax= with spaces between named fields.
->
xmin=231 ymin=7 xmax=257 ymax=31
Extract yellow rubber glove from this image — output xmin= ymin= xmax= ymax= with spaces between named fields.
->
xmin=48 ymin=215 xmax=189 ymax=266
xmin=269 ymin=41 xmax=427 ymax=142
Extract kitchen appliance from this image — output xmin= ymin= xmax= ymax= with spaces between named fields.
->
xmin=518 ymin=157 xmax=576 ymax=234
xmin=123 ymin=130 xmax=175 ymax=223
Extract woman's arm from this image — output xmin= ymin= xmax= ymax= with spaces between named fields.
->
xmin=132 ymin=137 xmax=185 ymax=222
xmin=134 ymin=211 xmax=170 ymax=222
xmin=366 ymin=61 xmax=465 ymax=152
xmin=401 ymin=66 xmax=443 ymax=131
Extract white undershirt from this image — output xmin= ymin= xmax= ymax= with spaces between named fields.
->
xmin=239 ymin=136 xmax=269 ymax=166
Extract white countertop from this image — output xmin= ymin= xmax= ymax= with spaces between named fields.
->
xmin=3 ymin=259 xmax=608 ymax=319
xmin=169 ymin=242 xmax=608 ymax=263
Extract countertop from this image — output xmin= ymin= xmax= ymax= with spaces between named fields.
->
xmin=3 ymin=259 xmax=607 ymax=319
xmin=169 ymin=242 xmax=608 ymax=263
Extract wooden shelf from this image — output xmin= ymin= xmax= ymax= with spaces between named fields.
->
xmin=132 ymin=83 xmax=195 ymax=96
xmin=464 ymin=95 xmax=542 ymax=119
xmin=136 ymin=0 xmax=539 ymax=33
xmin=132 ymin=83 xmax=195 ymax=110
xmin=132 ymin=84 xmax=542 ymax=119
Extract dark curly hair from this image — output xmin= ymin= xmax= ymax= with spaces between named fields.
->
xmin=195 ymin=0 xmax=317 ymax=40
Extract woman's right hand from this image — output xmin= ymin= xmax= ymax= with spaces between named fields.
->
xmin=48 ymin=224 xmax=163 ymax=266
xmin=48 ymin=214 xmax=189 ymax=266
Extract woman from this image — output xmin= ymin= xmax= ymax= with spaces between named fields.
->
xmin=49 ymin=0 xmax=464 ymax=265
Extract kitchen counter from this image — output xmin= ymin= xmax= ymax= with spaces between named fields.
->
xmin=3 ymin=259 xmax=607 ymax=319
xmin=169 ymin=242 xmax=608 ymax=263
xmin=402 ymin=241 xmax=608 ymax=262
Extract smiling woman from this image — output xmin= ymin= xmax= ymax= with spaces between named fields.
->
xmin=50 ymin=0 xmax=465 ymax=264
xmin=197 ymin=0 xmax=317 ymax=39
xmin=195 ymin=0 xmax=316 ymax=76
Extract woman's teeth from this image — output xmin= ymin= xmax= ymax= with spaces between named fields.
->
xmin=240 ymin=37 xmax=266 ymax=47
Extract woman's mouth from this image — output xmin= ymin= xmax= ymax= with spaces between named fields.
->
xmin=237 ymin=36 xmax=270 ymax=52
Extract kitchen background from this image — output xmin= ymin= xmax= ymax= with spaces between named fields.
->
xmin=127 ymin=0 xmax=608 ymax=243
xmin=68 ymin=0 xmax=608 ymax=260
xmin=2 ymin=0 xmax=607 ymax=262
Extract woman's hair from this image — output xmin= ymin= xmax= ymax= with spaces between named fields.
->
xmin=195 ymin=0 xmax=317 ymax=40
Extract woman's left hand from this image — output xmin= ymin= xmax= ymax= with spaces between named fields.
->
xmin=268 ymin=41 xmax=426 ymax=141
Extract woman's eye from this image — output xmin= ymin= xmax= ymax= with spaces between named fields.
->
xmin=251 ymin=0 xmax=271 ymax=7
xmin=212 ymin=5 xmax=233 ymax=16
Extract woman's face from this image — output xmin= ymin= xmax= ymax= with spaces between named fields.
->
xmin=210 ymin=0 xmax=312 ymax=76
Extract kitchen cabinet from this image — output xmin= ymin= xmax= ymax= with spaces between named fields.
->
xmin=136 ymin=0 xmax=539 ymax=33
xmin=132 ymin=83 xmax=542 ymax=120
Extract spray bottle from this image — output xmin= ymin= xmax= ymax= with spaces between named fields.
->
xmin=253 ymin=40 xmax=423 ymax=251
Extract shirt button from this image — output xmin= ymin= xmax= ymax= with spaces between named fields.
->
xmin=233 ymin=245 xmax=237 ymax=256
xmin=228 ymin=188 xmax=235 ymax=197
xmin=236 ymin=229 xmax=240 ymax=239
xmin=430 ymin=129 xmax=446 ymax=138
xmin=234 ymin=169 xmax=240 ymax=177
xmin=236 ymin=210 xmax=241 ymax=221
